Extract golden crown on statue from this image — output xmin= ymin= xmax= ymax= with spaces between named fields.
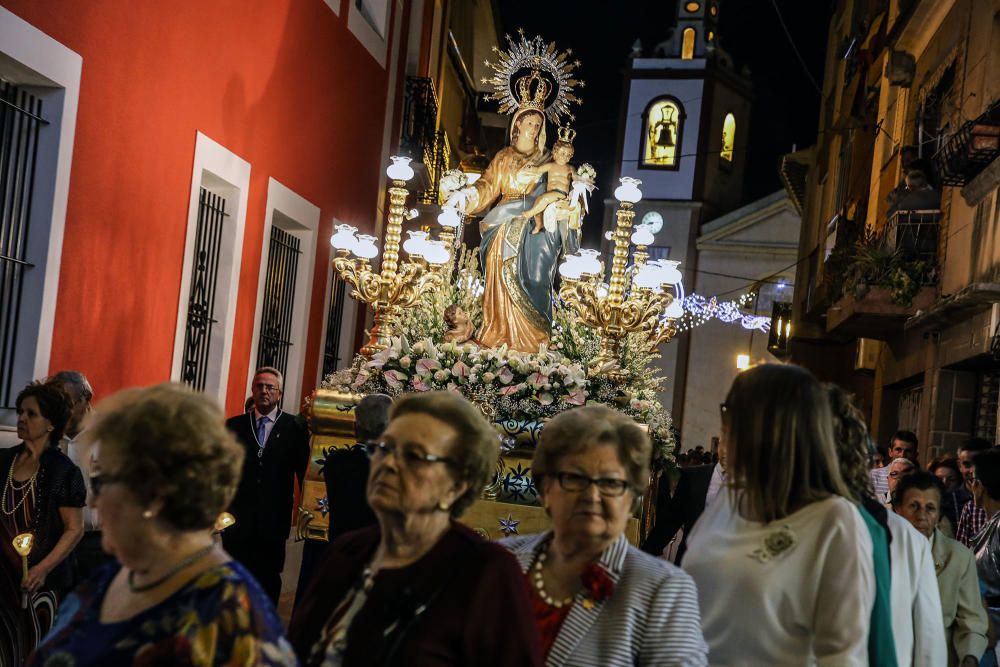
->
xmin=556 ymin=124 xmax=577 ymax=144
xmin=516 ymin=70 xmax=552 ymax=113
xmin=482 ymin=28 xmax=584 ymax=123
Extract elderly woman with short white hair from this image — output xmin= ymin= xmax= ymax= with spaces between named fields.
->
xmin=502 ymin=404 xmax=708 ymax=666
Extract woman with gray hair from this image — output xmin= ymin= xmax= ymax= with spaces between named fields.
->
xmin=289 ymin=391 xmax=541 ymax=666
xmin=28 ymin=383 xmax=296 ymax=665
xmin=502 ymin=404 xmax=708 ymax=666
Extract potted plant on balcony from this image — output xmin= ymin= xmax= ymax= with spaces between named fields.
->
xmin=839 ymin=231 xmax=935 ymax=307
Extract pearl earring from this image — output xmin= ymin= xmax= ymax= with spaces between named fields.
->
xmin=142 ymin=509 xmax=154 ymax=519
xmin=437 ymin=501 xmax=450 ymax=512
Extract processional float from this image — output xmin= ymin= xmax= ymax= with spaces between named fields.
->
xmin=298 ymin=32 xmax=694 ymax=544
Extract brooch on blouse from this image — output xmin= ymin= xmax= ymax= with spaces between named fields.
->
xmin=748 ymin=525 xmax=797 ymax=563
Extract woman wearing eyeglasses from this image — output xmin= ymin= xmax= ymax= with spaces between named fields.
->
xmin=1 ymin=381 xmax=84 ymax=666
xmin=28 ymin=383 xmax=297 ymax=666
xmin=501 ymin=405 xmax=708 ymax=666
xmin=288 ymin=391 xmax=542 ymax=667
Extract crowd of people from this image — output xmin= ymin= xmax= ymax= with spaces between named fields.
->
xmin=3 ymin=362 xmax=1000 ymax=665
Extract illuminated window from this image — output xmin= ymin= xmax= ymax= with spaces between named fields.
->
xmin=685 ymin=2 xmax=701 ymax=11
xmin=710 ymin=4 xmax=718 ymax=16
xmin=721 ymin=112 xmax=736 ymax=162
xmin=681 ymin=28 xmax=696 ymax=59
xmin=707 ymin=31 xmax=715 ymax=42
xmin=642 ymin=97 xmax=685 ymax=169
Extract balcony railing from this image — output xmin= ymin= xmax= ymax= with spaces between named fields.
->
xmin=936 ymin=99 xmax=1000 ymax=187
xmin=400 ymin=76 xmax=438 ymax=163
xmin=884 ymin=208 xmax=940 ymax=270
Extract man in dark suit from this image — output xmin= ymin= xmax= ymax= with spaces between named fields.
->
xmin=222 ymin=366 xmax=310 ymax=603
xmin=642 ymin=442 xmax=727 ymax=564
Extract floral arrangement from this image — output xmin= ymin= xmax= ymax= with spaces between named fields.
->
xmin=439 ymin=169 xmax=469 ymax=198
xmin=576 ymin=162 xmax=597 ymax=184
xmin=321 ymin=246 xmax=677 ymax=465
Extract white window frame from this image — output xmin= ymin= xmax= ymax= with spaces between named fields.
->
xmin=348 ymin=0 xmax=390 ymax=67
xmin=247 ymin=178 xmax=319 ymax=413
xmin=170 ymin=132 xmax=250 ymax=405
xmin=0 ymin=7 xmax=82 ymax=400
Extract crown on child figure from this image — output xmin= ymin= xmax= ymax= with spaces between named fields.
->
xmin=515 ymin=70 xmax=551 ymax=113
xmin=556 ymin=124 xmax=577 ymax=144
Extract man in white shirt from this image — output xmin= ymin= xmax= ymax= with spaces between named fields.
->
xmin=52 ymin=370 xmax=108 ymax=584
xmin=872 ymin=430 xmax=918 ymax=498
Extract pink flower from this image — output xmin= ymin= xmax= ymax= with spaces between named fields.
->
xmin=446 ymin=382 xmax=462 ymax=394
xmin=499 ymin=383 xmax=525 ymax=396
xmin=384 ymin=370 xmax=408 ymax=390
xmin=416 ymin=358 xmax=441 ymax=374
xmin=451 ymin=360 xmax=470 ymax=379
xmin=526 ymin=372 xmax=549 ymax=388
xmin=498 ymin=367 xmax=514 ymax=384
xmin=566 ymin=389 xmax=587 ymax=405
xmin=536 ymin=391 xmax=554 ymax=406
xmin=410 ymin=376 xmax=430 ymax=392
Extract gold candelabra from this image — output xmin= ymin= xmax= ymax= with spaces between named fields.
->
xmin=330 ymin=157 xmax=449 ymax=357
xmin=558 ymin=178 xmax=682 ymax=374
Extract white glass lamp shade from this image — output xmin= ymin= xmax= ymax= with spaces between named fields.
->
xmin=632 ymin=263 xmax=662 ymax=290
xmin=631 ymin=226 xmax=655 ymax=246
xmin=465 ymin=172 xmax=482 ymax=185
xmin=559 ymin=255 xmax=585 ymax=280
xmin=424 ymin=240 xmax=450 ymax=265
xmin=596 ymin=282 xmax=610 ymax=298
xmin=330 ymin=224 xmax=359 ymax=253
xmin=437 ymin=206 xmax=461 ymax=228
xmin=652 ymin=259 xmax=683 ymax=285
xmin=614 ymin=177 xmax=643 ymax=204
xmin=664 ymin=298 xmax=685 ymax=319
xmin=386 ymin=156 xmax=415 ymax=182
xmin=577 ymin=249 xmax=602 ymax=277
xmin=403 ymin=230 xmax=430 ymax=257
xmin=354 ymin=235 xmax=379 ymax=260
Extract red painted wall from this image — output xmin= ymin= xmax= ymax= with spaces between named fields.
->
xmin=1 ymin=0 xmax=399 ymax=414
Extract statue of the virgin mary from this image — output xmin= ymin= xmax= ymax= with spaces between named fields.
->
xmin=448 ymin=33 xmax=585 ymax=352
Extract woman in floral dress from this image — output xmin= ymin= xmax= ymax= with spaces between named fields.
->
xmin=28 ymin=383 xmax=297 ymax=666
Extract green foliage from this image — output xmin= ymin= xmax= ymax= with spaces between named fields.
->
xmin=830 ymin=230 xmax=935 ymax=307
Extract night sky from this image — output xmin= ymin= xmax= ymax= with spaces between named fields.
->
xmin=496 ymin=0 xmax=834 ymax=242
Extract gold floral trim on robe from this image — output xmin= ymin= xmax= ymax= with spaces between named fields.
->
xmin=478 ymin=217 xmax=549 ymax=352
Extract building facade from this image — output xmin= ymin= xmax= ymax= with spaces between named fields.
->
xmin=791 ymin=0 xmax=1000 ymax=460
xmin=0 ymin=0 xmax=498 ymax=438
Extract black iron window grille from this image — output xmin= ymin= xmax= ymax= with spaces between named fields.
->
xmin=181 ymin=188 xmax=228 ymax=392
xmin=255 ymin=225 xmax=301 ymax=403
xmin=322 ymin=274 xmax=347 ymax=378
xmin=0 ymin=82 xmax=46 ymax=407
xmin=400 ymin=76 xmax=438 ymax=162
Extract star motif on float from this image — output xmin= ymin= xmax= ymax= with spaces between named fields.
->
xmin=499 ymin=514 xmax=520 ymax=536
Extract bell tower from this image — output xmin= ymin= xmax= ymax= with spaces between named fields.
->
xmin=601 ymin=0 xmax=751 ymax=422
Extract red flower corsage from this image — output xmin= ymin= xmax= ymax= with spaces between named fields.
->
xmin=580 ymin=562 xmax=615 ymax=608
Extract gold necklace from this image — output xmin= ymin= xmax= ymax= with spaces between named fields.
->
xmin=532 ymin=548 xmax=574 ymax=608
xmin=2 ymin=456 xmax=37 ymax=516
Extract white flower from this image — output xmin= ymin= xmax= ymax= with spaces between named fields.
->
xmin=399 ymin=356 xmax=412 ymax=369
xmin=483 ymin=372 xmax=496 ymax=383
xmin=434 ymin=369 xmax=450 ymax=382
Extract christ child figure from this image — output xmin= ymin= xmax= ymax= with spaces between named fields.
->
xmin=521 ymin=135 xmax=577 ymax=234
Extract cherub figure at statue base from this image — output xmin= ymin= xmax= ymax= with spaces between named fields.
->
xmin=442 ymin=304 xmax=477 ymax=345
xmin=517 ymin=139 xmax=577 ymax=235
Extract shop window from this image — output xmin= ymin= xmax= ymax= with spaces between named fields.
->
xmin=685 ymin=2 xmax=701 ymax=11
xmin=721 ymin=112 xmax=736 ymax=162
xmin=682 ymin=28 xmax=696 ymax=60
xmin=641 ymin=97 xmax=685 ymax=170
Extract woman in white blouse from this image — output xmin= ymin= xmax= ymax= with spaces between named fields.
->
xmin=683 ymin=364 xmax=875 ymax=666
